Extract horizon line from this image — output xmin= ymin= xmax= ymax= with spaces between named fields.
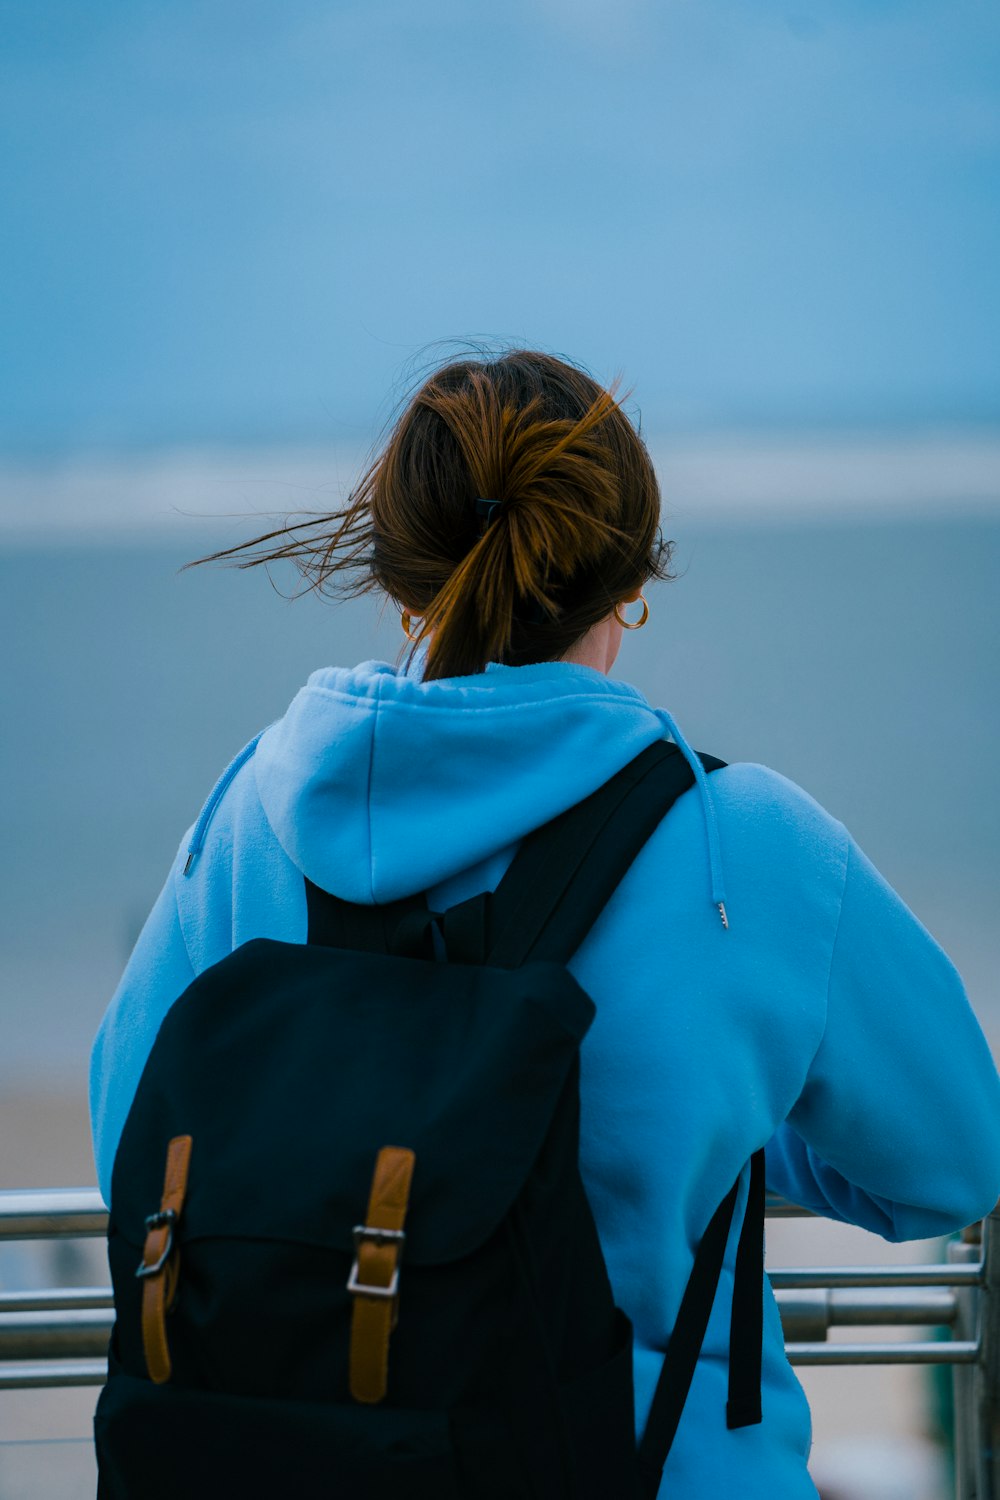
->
xmin=0 ymin=430 xmax=998 ymax=542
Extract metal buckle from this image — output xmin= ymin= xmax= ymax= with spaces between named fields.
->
xmin=135 ymin=1208 xmax=177 ymax=1279
xmin=346 ymin=1223 xmax=406 ymax=1300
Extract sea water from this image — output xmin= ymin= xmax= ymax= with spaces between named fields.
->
xmin=1 ymin=508 xmax=997 ymax=1093
xmin=0 ymin=463 xmax=998 ymax=1497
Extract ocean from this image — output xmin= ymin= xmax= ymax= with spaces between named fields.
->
xmin=2 ymin=503 xmax=998 ymax=1100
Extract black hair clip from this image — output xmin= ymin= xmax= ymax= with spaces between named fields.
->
xmin=474 ymin=497 xmax=502 ymax=526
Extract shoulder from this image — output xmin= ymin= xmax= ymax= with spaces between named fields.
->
xmin=706 ymin=760 xmax=852 ymax=915
xmin=711 ymin=761 xmax=850 ymax=849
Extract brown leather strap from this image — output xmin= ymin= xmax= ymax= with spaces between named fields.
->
xmin=348 ymin=1145 xmax=415 ymax=1404
xmin=139 ymin=1135 xmax=192 ymax=1385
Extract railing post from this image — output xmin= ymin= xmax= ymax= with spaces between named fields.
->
xmin=951 ymin=1207 xmax=999 ymax=1500
xmin=951 ymin=1226 xmax=982 ymax=1500
xmin=977 ymin=1207 xmax=1000 ymax=1500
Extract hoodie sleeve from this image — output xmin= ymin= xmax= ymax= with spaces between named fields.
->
xmin=766 ymin=836 xmax=1000 ymax=1241
xmin=89 ymin=839 xmax=195 ymax=1207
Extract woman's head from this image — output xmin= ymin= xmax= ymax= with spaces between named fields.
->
xmin=195 ymin=348 xmax=671 ymax=680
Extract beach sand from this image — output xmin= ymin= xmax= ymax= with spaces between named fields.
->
xmin=0 ymin=1086 xmax=96 ymax=1192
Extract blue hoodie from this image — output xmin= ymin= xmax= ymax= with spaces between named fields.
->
xmin=90 ymin=658 xmax=1000 ymax=1498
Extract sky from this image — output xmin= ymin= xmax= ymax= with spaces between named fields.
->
xmin=1 ymin=0 xmax=999 ymax=452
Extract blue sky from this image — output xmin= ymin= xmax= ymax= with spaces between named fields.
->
xmin=1 ymin=1 xmax=998 ymax=451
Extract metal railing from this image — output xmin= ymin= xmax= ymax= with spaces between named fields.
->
xmin=1 ymin=1189 xmax=997 ymax=1497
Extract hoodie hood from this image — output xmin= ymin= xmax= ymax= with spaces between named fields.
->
xmin=247 ymin=659 xmax=683 ymax=905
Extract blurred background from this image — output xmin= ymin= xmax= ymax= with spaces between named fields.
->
xmin=1 ymin=2 xmax=998 ymax=1496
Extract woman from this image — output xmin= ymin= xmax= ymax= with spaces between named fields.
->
xmin=91 ymin=349 xmax=1000 ymax=1497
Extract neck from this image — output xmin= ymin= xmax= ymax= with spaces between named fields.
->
xmin=558 ymin=614 xmax=623 ymax=675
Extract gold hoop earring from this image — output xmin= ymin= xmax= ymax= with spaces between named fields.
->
xmin=613 ymin=594 xmax=649 ymax=630
xmin=400 ymin=610 xmax=422 ymax=642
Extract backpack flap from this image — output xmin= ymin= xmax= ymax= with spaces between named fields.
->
xmin=110 ymin=937 xmax=596 ymax=1269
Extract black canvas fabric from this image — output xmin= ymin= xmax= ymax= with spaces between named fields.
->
xmin=96 ymin=740 xmax=763 ymax=1499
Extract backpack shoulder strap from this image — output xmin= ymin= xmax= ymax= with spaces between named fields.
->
xmin=305 ymin=881 xmax=430 ymax=954
xmin=305 ymin=739 xmax=725 ymax=972
xmin=484 ymin=740 xmax=725 ymax=969
xmin=637 ymin=1149 xmax=765 ymax=1496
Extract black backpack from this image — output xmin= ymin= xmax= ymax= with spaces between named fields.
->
xmin=95 ymin=739 xmax=764 ymax=1500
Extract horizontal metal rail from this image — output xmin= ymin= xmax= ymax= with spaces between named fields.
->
xmin=0 ymin=1360 xmax=108 ymax=1391
xmin=0 ymin=1188 xmax=107 ymax=1240
xmin=778 ymin=1286 xmax=959 ymax=1340
xmin=0 ymin=1296 xmax=971 ymax=1366
xmin=770 ymin=1262 xmax=982 ymax=1289
xmin=0 ymin=1189 xmax=991 ymax=1390
xmin=0 ymin=1310 xmax=112 ymax=1360
xmin=0 ymin=1319 xmax=974 ymax=1372
xmin=788 ymin=1340 xmax=980 ymax=1366
xmin=0 ymin=1288 xmax=112 ymax=1314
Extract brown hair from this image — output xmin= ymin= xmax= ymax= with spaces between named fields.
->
xmin=192 ymin=349 xmax=671 ymax=680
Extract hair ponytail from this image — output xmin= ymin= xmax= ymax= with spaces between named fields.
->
xmin=413 ymin=378 xmax=639 ymax=678
xmin=188 ymin=349 xmax=672 ymax=680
